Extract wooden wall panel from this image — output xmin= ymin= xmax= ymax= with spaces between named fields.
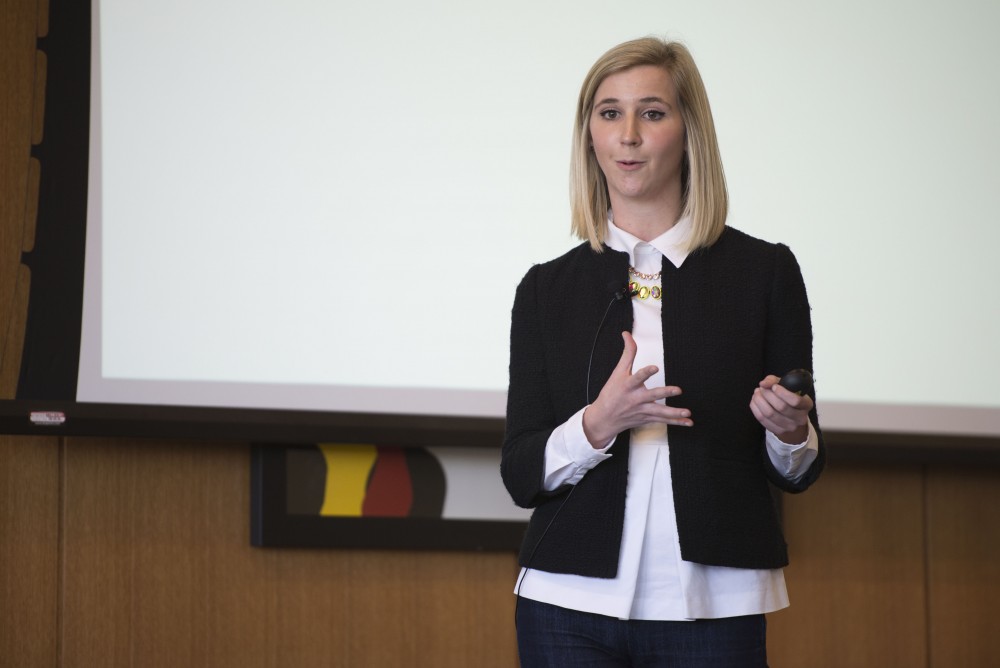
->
xmin=60 ymin=438 xmax=520 ymax=667
xmin=0 ymin=6 xmax=56 ymax=664
xmin=0 ymin=0 xmax=39 ymax=398
xmin=265 ymin=547 xmax=519 ymax=666
xmin=768 ymin=463 xmax=928 ymax=668
xmin=0 ymin=435 xmax=60 ymax=666
xmin=926 ymin=466 xmax=1000 ymax=667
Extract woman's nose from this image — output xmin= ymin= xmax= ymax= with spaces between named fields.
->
xmin=621 ymin=117 xmax=640 ymax=146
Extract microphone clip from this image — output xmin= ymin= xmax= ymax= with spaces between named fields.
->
xmin=614 ymin=285 xmax=639 ymax=301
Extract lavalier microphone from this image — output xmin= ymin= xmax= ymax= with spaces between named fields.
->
xmin=611 ymin=281 xmax=638 ymax=301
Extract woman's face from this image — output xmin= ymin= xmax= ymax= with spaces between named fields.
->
xmin=588 ymin=65 xmax=686 ymax=210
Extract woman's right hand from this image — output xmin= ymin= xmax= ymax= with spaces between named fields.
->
xmin=581 ymin=331 xmax=694 ymax=448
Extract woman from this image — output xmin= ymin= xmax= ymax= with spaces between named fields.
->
xmin=501 ymin=37 xmax=824 ymax=667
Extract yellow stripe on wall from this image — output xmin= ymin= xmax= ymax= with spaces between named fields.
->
xmin=318 ymin=444 xmax=377 ymax=517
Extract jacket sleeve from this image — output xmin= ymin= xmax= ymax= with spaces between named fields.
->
xmin=501 ymin=265 xmax=568 ymax=508
xmin=761 ymin=243 xmax=825 ymax=493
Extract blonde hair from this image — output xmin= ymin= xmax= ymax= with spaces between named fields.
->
xmin=570 ymin=37 xmax=728 ymax=252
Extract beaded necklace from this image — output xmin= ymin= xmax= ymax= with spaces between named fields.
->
xmin=628 ymin=266 xmax=662 ymax=301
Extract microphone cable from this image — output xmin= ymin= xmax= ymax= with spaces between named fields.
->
xmin=514 ymin=283 xmax=634 ymax=628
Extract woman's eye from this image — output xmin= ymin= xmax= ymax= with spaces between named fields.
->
xmin=644 ymin=110 xmax=666 ymax=120
xmin=599 ymin=109 xmax=620 ymax=120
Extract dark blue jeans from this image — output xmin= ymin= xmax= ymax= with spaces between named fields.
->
xmin=516 ymin=597 xmax=768 ymax=667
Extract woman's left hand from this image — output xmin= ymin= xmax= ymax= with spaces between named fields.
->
xmin=750 ymin=375 xmax=813 ymax=445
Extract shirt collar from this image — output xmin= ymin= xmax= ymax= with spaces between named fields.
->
xmin=605 ymin=214 xmax=693 ymax=270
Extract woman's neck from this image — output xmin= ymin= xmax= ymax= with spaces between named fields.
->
xmin=610 ymin=198 xmax=682 ymax=242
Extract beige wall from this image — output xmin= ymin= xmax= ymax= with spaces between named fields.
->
xmin=2 ymin=2 xmax=998 ymax=666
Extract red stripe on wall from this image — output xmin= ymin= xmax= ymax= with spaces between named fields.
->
xmin=361 ymin=447 xmax=413 ymax=517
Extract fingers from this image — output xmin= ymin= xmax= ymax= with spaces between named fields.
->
xmin=623 ymin=401 xmax=693 ymax=427
xmin=591 ymin=332 xmax=694 ymax=434
xmin=759 ymin=375 xmax=813 ymax=408
xmin=616 ymin=331 xmax=637 ymax=373
xmin=629 ymin=388 xmax=693 ymax=427
xmin=758 ymin=375 xmax=781 ymax=390
xmin=631 ymin=364 xmax=660 ymax=386
xmin=751 ymin=387 xmax=805 ymax=419
xmin=750 ymin=383 xmax=812 ymax=437
xmin=749 ymin=392 xmax=792 ymax=432
xmin=647 ymin=385 xmax=683 ymax=401
xmin=655 ymin=406 xmax=694 ymax=427
xmin=763 ymin=383 xmax=814 ymax=412
xmin=616 ymin=331 xmax=660 ymax=388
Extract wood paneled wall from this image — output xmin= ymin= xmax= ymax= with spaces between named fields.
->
xmin=770 ymin=465 xmax=929 ymax=666
xmin=4 ymin=436 xmax=998 ymax=667
xmin=55 ymin=438 xmax=519 ymax=667
xmin=2 ymin=1 xmax=998 ymax=666
xmin=0 ymin=435 xmax=59 ymax=666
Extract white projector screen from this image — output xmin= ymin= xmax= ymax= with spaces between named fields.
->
xmin=77 ymin=0 xmax=1000 ymax=438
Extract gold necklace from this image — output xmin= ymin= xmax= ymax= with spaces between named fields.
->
xmin=628 ymin=280 xmax=662 ymax=301
xmin=628 ymin=266 xmax=661 ymax=281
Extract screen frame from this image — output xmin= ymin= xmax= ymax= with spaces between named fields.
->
xmin=1 ymin=0 xmax=998 ymax=464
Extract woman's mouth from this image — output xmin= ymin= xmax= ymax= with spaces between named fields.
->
xmin=617 ymin=160 xmax=644 ymax=171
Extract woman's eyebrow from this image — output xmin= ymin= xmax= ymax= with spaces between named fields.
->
xmin=595 ymin=96 xmax=670 ymax=105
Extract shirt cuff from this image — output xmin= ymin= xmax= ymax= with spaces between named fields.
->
xmin=765 ymin=420 xmax=819 ymax=482
xmin=542 ymin=407 xmax=614 ymax=491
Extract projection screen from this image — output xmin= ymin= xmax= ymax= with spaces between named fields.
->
xmin=7 ymin=0 xmax=1000 ymax=442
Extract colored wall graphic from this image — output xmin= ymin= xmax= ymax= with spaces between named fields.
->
xmin=318 ymin=444 xmax=378 ymax=516
xmin=253 ymin=443 xmax=530 ymax=550
xmin=286 ymin=444 xmax=446 ymax=519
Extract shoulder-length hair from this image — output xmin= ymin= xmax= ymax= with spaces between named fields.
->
xmin=570 ymin=37 xmax=728 ymax=252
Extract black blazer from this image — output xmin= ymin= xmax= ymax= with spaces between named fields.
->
xmin=501 ymin=227 xmax=824 ymax=578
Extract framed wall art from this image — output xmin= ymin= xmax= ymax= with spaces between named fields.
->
xmin=251 ymin=442 xmax=530 ymax=551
